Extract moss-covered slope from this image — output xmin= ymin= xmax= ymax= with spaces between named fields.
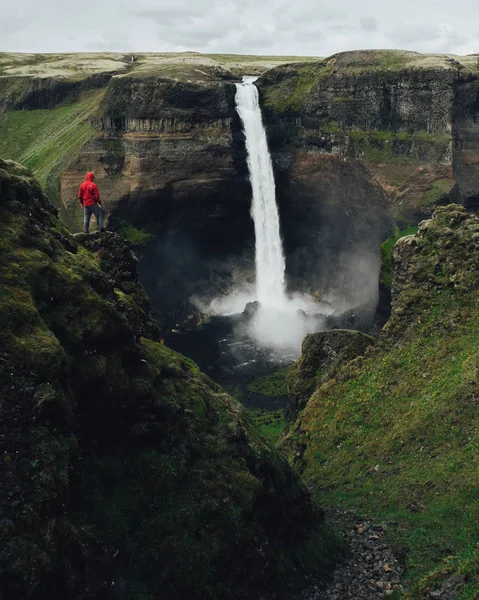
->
xmin=0 ymin=158 xmax=334 ymax=599
xmin=283 ymin=205 xmax=479 ymax=598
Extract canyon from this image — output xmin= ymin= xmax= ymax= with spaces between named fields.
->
xmin=2 ymin=50 xmax=479 ymax=599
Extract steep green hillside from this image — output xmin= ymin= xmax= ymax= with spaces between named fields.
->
xmin=0 ymin=158 xmax=337 ymax=599
xmin=0 ymin=90 xmax=103 ymax=207
xmin=284 ymin=205 xmax=479 ymax=598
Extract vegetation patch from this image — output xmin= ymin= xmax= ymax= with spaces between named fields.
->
xmin=420 ymin=178 xmax=452 ymax=206
xmin=346 ymin=129 xmax=451 ymax=164
xmin=0 ymin=90 xmax=104 ymax=207
xmin=261 ymin=62 xmax=328 ymax=114
xmin=116 ymin=221 xmax=154 ymax=246
xmin=248 ymin=409 xmax=285 ymax=446
xmin=0 ymin=158 xmax=340 ymax=599
xmin=285 ymin=206 xmax=479 ymax=598
xmin=380 ymin=224 xmax=419 ymax=289
xmin=248 ymin=369 xmax=288 ymax=396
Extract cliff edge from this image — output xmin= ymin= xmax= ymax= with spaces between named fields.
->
xmin=0 ymin=158 xmax=333 ymax=599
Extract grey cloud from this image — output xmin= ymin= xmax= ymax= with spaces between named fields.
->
xmin=360 ymin=17 xmax=377 ymax=32
xmin=2 ymin=0 xmax=479 ymax=58
xmin=387 ymin=25 xmax=441 ymax=45
xmin=132 ymin=6 xmax=207 ymax=25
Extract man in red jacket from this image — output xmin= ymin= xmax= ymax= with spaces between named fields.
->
xmin=78 ymin=172 xmax=105 ymax=233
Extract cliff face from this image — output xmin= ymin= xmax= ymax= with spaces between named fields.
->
xmin=0 ymin=158 xmax=333 ymax=599
xmin=258 ymin=50 xmax=479 ymax=224
xmin=59 ymin=72 xmax=257 ymax=322
xmin=0 ymin=55 xmax=262 ymax=325
xmin=281 ymin=204 xmax=479 ymax=597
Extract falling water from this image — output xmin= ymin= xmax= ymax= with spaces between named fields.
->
xmin=235 ymin=76 xmax=287 ymax=308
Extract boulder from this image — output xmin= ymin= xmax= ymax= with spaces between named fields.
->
xmin=241 ymin=300 xmax=261 ymax=321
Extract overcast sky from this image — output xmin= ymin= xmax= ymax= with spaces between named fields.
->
xmin=2 ymin=0 xmax=479 ymax=57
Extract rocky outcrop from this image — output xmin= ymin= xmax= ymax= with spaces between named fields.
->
xmin=286 ymin=329 xmax=375 ymax=422
xmin=0 ymin=158 xmax=333 ymax=599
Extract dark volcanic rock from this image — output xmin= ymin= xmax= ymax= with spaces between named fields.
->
xmin=293 ymin=510 xmax=404 ymax=600
xmin=241 ymin=300 xmax=261 ymax=321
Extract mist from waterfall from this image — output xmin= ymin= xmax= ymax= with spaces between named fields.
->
xmin=235 ymin=76 xmax=287 ymax=307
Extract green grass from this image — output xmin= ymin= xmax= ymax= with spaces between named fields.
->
xmin=249 ymin=409 xmax=285 ymax=446
xmin=286 ymin=207 xmax=479 ymax=598
xmin=347 ymin=129 xmax=451 ymax=164
xmin=421 ymin=179 xmax=452 ymax=206
xmin=248 ymin=369 xmax=288 ymax=397
xmin=0 ymin=90 xmax=103 ymax=206
xmin=262 ymin=62 xmax=328 ymax=114
xmin=294 ymin=291 xmax=479 ymax=597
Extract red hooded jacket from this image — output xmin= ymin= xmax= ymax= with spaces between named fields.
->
xmin=78 ymin=172 xmax=102 ymax=208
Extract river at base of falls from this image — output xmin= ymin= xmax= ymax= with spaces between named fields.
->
xmin=166 ymin=314 xmax=296 ymax=410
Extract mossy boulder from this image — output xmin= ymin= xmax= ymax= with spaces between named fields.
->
xmin=286 ymin=329 xmax=375 ymax=422
xmin=0 ymin=158 xmax=334 ymax=599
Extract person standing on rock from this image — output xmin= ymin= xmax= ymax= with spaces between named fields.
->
xmin=78 ymin=172 xmax=105 ymax=233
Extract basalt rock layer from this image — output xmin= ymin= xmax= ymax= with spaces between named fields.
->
xmin=0 ymin=158 xmax=332 ymax=600
xmin=258 ymin=50 xmax=479 ymax=222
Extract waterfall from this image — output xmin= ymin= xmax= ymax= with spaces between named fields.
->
xmin=235 ymin=76 xmax=287 ymax=308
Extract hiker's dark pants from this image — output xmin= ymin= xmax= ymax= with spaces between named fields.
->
xmin=83 ymin=204 xmax=104 ymax=233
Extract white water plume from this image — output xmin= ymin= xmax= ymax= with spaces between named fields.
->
xmin=198 ymin=76 xmax=330 ymax=356
xmin=235 ymin=76 xmax=287 ymax=308
xmin=226 ymin=76 xmax=323 ymax=353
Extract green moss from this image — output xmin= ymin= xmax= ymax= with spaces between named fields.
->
xmin=380 ymin=225 xmax=419 ymax=289
xmin=0 ymin=158 xmax=340 ymax=599
xmin=286 ymin=361 xmax=323 ymax=404
xmin=347 ymin=129 xmax=451 ymax=164
xmin=116 ymin=221 xmax=154 ymax=246
xmin=262 ymin=62 xmax=328 ymax=114
xmin=248 ymin=409 xmax=285 ymax=446
xmin=288 ymin=206 xmax=479 ymax=598
xmin=421 ymin=178 xmax=452 ymax=206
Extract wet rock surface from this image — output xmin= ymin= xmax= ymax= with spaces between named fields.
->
xmin=294 ymin=510 xmax=404 ymax=600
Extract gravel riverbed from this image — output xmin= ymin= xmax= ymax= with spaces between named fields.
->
xmin=293 ymin=509 xmax=405 ymax=600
